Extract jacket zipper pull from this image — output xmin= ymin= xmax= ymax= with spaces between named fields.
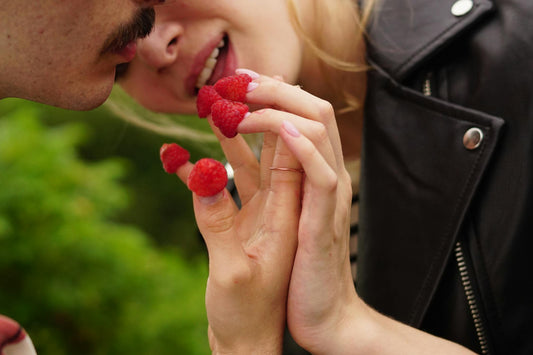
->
xmin=423 ymin=72 xmax=433 ymax=97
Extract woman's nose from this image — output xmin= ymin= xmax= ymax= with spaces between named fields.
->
xmin=136 ymin=23 xmax=182 ymax=69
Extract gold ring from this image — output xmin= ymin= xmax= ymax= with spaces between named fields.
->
xmin=269 ymin=167 xmax=304 ymax=173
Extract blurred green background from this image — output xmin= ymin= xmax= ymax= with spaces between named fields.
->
xmin=0 ymin=88 xmax=224 ymax=354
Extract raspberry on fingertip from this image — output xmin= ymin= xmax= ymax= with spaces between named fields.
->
xmin=187 ymin=158 xmax=228 ymax=197
xmin=160 ymin=143 xmax=190 ymax=174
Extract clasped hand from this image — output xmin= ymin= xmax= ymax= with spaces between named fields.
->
xmin=176 ymin=72 xmax=359 ymax=354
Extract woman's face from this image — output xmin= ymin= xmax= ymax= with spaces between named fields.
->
xmin=119 ymin=0 xmax=304 ymax=114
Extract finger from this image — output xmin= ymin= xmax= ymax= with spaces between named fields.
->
xmin=238 ymin=109 xmax=338 ymax=172
xmin=207 ymin=116 xmax=260 ymax=205
xmin=255 ymin=136 xmax=302 ymax=259
xmin=191 ymin=190 xmax=242 ymax=263
xmin=176 ymin=163 xmax=243 ymax=265
xmin=257 ymin=73 xmax=285 ymax=190
xmin=244 ymin=75 xmax=343 ymax=165
xmin=258 ymin=131 xmax=277 ymax=190
xmin=278 ymin=121 xmax=340 ymax=247
xmin=268 ymin=137 xmax=303 ymax=191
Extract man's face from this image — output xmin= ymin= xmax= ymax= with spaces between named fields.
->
xmin=0 ymin=0 xmax=162 ymax=110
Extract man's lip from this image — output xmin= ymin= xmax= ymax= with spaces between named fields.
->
xmin=185 ymin=35 xmax=226 ymax=97
xmin=115 ymin=41 xmax=137 ymax=62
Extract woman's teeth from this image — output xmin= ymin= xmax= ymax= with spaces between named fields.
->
xmin=196 ymin=39 xmax=225 ymax=90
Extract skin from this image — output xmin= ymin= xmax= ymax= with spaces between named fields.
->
xmin=0 ymin=0 xmax=164 ymax=110
xmin=119 ymin=0 xmax=477 ymax=353
xmin=118 ymin=0 xmax=307 ymax=114
xmin=196 ymin=73 xmax=476 ymax=355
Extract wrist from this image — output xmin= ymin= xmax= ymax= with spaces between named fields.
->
xmin=311 ymin=297 xmax=380 ymax=355
xmin=213 ymin=339 xmax=283 ymax=355
xmin=212 ymin=328 xmax=284 ymax=355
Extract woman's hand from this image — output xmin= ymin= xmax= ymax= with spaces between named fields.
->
xmin=236 ymin=70 xmax=478 ymax=355
xmin=235 ymin=70 xmax=362 ymax=353
xmin=174 ymin=92 xmax=303 ymax=354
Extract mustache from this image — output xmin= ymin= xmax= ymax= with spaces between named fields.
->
xmin=101 ymin=7 xmax=156 ymax=55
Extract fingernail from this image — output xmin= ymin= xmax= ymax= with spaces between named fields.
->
xmin=247 ymin=82 xmax=259 ymax=92
xmin=236 ymin=68 xmax=260 ymax=80
xmin=198 ymin=191 xmax=224 ymax=205
xmin=282 ymin=121 xmax=301 ymax=137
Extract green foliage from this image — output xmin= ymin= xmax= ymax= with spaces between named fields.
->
xmin=0 ymin=107 xmax=210 ymax=354
xmin=0 ymin=96 xmax=222 ymax=255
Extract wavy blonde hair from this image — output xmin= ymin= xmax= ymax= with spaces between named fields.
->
xmin=287 ymin=0 xmax=377 ymax=113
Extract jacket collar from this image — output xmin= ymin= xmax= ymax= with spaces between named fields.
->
xmin=366 ymin=0 xmax=495 ymax=81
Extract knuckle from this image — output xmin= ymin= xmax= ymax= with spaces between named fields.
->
xmin=322 ymin=171 xmax=339 ymax=192
xmin=202 ymin=209 xmax=234 ymax=235
xmin=263 ymin=78 xmax=285 ymax=93
xmin=313 ymin=122 xmax=329 ymax=143
xmin=215 ymin=263 xmax=253 ymax=288
xmin=315 ymin=99 xmax=335 ymax=121
xmin=339 ymin=169 xmax=353 ymax=194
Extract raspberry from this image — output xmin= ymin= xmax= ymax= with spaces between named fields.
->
xmin=196 ymin=85 xmax=223 ymax=118
xmin=160 ymin=143 xmax=190 ymax=174
xmin=211 ymin=99 xmax=249 ymax=138
xmin=187 ymin=158 xmax=228 ymax=197
xmin=213 ymin=73 xmax=252 ymax=103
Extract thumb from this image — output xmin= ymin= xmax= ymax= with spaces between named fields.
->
xmin=176 ymin=163 xmax=241 ymax=260
xmin=192 ymin=189 xmax=237 ymax=237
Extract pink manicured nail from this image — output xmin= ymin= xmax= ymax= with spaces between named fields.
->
xmin=283 ymin=121 xmax=301 ymax=138
xmin=247 ymin=82 xmax=259 ymax=92
xmin=236 ymin=68 xmax=260 ymax=80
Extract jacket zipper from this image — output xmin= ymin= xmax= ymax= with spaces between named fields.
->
xmin=454 ymin=241 xmax=490 ymax=354
xmin=422 ymin=75 xmax=490 ymax=353
xmin=423 ymin=72 xmax=433 ymax=96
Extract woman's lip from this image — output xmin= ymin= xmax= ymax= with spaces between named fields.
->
xmin=115 ymin=41 xmax=137 ymax=62
xmin=208 ymin=41 xmax=236 ymax=85
xmin=185 ymin=34 xmax=225 ymax=97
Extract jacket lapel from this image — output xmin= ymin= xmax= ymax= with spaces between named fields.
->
xmin=366 ymin=0 xmax=495 ymax=81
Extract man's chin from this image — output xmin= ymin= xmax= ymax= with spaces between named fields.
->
xmin=48 ymin=82 xmax=114 ymax=111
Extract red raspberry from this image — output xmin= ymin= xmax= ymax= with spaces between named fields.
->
xmin=211 ymin=99 xmax=249 ymax=138
xmin=213 ymin=73 xmax=252 ymax=103
xmin=160 ymin=143 xmax=190 ymax=174
xmin=187 ymin=158 xmax=228 ymax=197
xmin=196 ymin=85 xmax=223 ymax=118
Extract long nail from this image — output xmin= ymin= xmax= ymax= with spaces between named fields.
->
xmin=247 ymin=82 xmax=259 ymax=92
xmin=283 ymin=121 xmax=301 ymax=138
xmin=236 ymin=68 xmax=260 ymax=80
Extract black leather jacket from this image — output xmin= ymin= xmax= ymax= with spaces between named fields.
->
xmin=358 ymin=0 xmax=533 ymax=353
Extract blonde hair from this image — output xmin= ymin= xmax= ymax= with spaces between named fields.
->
xmin=104 ymin=86 xmax=222 ymax=155
xmin=287 ymin=0 xmax=377 ymax=113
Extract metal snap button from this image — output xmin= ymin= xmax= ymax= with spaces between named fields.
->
xmin=451 ymin=0 xmax=474 ymax=17
xmin=463 ymin=127 xmax=483 ymax=150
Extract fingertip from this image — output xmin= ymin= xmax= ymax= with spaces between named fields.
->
xmin=235 ymin=68 xmax=260 ymax=80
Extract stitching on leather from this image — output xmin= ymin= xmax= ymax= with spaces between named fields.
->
xmin=394 ymin=2 xmax=481 ymax=78
xmin=408 ymin=125 xmax=490 ymax=325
